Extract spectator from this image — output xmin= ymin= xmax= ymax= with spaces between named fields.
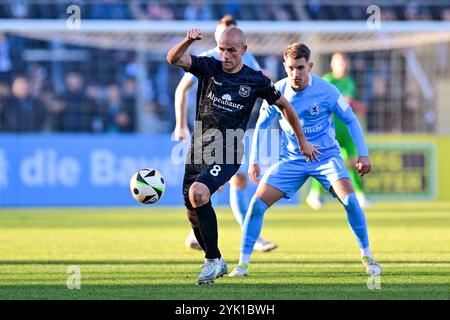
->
xmin=184 ymin=0 xmax=213 ymax=21
xmin=85 ymin=83 xmax=106 ymax=133
xmin=380 ymin=8 xmax=398 ymax=21
xmin=28 ymin=63 xmax=47 ymax=98
xmin=121 ymin=77 xmax=137 ymax=131
xmin=0 ymin=33 xmax=12 ymax=83
xmin=147 ymin=1 xmax=174 ymax=20
xmin=106 ymin=83 xmax=134 ymax=132
xmin=0 ymin=81 xmax=10 ymax=131
xmin=130 ymin=0 xmax=174 ymax=20
xmin=272 ymin=4 xmax=293 ymax=21
xmin=3 ymin=76 xmax=46 ymax=132
xmin=404 ymin=2 xmax=432 ymax=21
xmin=7 ymin=0 xmax=30 ymax=19
xmin=442 ymin=8 xmax=450 ymax=21
xmin=223 ymin=2 xmax=241 ymax=20
xmin=140 ymin=101 xmax=167 ymax=133
xmin=41 ymin=81 xmax=64 ymax=132
xmin=60 ymin=72 xmax=94 ymax=132
xmin=90 ymin=0 xmax=131 ymax=20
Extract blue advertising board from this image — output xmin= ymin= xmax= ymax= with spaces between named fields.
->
xmin=0 ymin=134 xmax=299 ymax=207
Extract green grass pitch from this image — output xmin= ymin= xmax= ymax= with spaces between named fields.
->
xmin=0 ymin=202 xmax=449 ymax=300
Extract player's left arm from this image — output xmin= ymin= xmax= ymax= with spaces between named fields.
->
xmin=259 ymin=76 xmax=320 ymax=162
xmin=333 ymin=94 xmax=371 ymax=176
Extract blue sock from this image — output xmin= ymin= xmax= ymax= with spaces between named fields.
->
xmin=241 ymin=196 xmax=268 ymax=254
xmin=229 ymin=185 xmax=248 ymax=227
xmin=341 ymin=193 xmax=369 ymax=249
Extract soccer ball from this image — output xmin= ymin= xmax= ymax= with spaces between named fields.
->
xmin=129 ymin=168 xmax=165 ymax=204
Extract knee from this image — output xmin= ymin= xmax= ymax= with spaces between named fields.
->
xmin=231 ymin=173 xmax=247 ymax=189
xmin=248 ymin=196 xmax=269 ymax=217
xmin=189 ymin=182 xmax=210 ymax=208
xmin=186 ymin=210 xmax=199 ymax=227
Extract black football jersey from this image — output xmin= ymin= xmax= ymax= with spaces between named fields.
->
xmin=187 ymin=55 xmax=281 ymax=164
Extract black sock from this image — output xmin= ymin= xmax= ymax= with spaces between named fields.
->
xmin=192 ymin=227 xmax=206 ymax=251
xmin=195 ymin=201 xmax=221 ymax=259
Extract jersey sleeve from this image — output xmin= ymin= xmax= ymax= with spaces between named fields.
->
xmin=188 ymin=55 xmax=215 ymax=79
xmin=258 ymin=76 xmax=282 ymax=106
xmin=181 ymin=71 xmax=197 ymax=84
xmin=331 ymin=91 xmax=369 ymax=157
xmin=249 ymin=101 xmax=278 ymax=164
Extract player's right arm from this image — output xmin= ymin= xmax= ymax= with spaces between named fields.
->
xmin=274 ymin=96 xmax=320 ymax=162
xmin=166 ymin=29 xmax=203 ymax=71
xmin=173 ymin=74 xmax=195 ymax=140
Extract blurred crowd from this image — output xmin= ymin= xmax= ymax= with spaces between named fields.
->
xmin=0 ymin=0 xmax=449 ymax=21
xmin=0 ymin=71 xmax=138 ymax=133
xmin=0 ymin=1 xmax=449 ymax=133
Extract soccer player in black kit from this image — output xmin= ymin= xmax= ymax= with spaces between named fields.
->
xmin=167 ymin=27 xmax=319 ymax=285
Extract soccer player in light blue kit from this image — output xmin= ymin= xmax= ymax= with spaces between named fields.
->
xmin=174 ymin=15 xmax=277 ymax=252
xmin=229 ymin=43 xmax=382 ymax=277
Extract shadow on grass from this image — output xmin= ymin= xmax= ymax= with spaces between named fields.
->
xmin=0 ymin=283 xmax=448 ymax=300
xmin=1 ymin=259 xmax=450 ymax=265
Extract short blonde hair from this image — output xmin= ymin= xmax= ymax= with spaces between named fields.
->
xmin=284 ymin=43 xmax=311 ymax=61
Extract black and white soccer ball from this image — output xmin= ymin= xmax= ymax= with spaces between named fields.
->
xmin=130 ymin=168 xmax=165 ymax=204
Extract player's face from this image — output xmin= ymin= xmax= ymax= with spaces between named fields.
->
xmin=330 ymin=54 xmax=347 ymax=79
xmin=284 ymin=57 xmax=313 ymax=90
xmin=218 ymin=35 xmax=246 ymax=73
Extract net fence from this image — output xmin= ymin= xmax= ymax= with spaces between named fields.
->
xmin=0 ymin=19 xmax=449 ymax=134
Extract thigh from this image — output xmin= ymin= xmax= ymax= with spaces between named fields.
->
xmin=196 ymin=163 xmax=240 ymax=196
xmin=260 ymin=160 xmax=309 ymax=200
xmin=256 ymin=182 xmax=285 ymax=207
xmin=331 ymin=177 xmax=354 ymax=200
xmin=311 ymin=155 xmax=350 ymax=195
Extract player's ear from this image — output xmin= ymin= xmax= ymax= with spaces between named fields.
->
xmin=309 ymin=62 xmax=314 ymax=71
xmin=241 ymin=44 xmax=247 ymax=55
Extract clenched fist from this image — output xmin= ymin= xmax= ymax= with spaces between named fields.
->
xmin=186 ymin=29 xmax=203 ymax=41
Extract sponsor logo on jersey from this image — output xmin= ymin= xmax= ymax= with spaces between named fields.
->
xmin=221 ymin=94 xmax=232 ymax=101
xmin=311 ymin=102 xmax=319 ymax=116
xmin=239 ymin=85 xmax=251 ymax=97
xmin=303 ymin=124 xmax=323 ymax=134
xmin=207 ymin=91 xmax=245 ymax=110
xmin=211 ymin=77 xmax=222 ymax=86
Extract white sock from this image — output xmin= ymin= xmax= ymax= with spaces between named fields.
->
xmin=361 ymin=247 xmax=373 ymax=257
xmin=205 ymin=258 xmax=219 ymax=263
xmin=238 ymin=253 xmax=252 ymax=266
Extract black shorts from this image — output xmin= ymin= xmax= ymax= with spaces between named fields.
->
xmin=182 ymin=162 xmax=240 ymax=210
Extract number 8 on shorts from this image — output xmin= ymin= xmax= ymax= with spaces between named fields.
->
xmin=210 ymin=165 xmax=221 ymax=177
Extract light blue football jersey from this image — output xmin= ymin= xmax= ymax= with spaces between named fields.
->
xmin=250 ymin=73 xmax=368 ymax=163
